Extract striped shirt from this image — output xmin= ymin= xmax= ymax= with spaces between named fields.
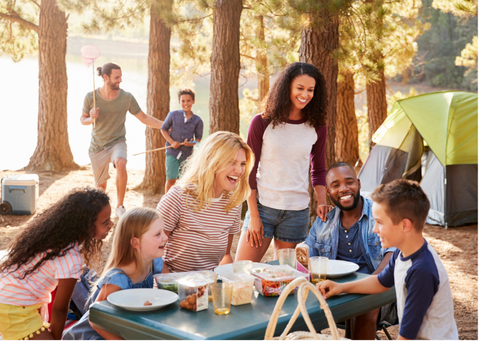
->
xmin=0 ymin=243 xmax=83 ymax=306
xmin=157 ymin=185 xmax=241 ymax=272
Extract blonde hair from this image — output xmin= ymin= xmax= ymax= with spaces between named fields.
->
xmin=177 ymin=131 xmax=254 ymax=212
xmin=89 ymin=207 xmax=161 ymax=302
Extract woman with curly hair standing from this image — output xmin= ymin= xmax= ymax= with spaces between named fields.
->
xmin=235 ymin=62 xmax=332 ymax=263
xmin=0 ymin=188 xmax=113 ymax=340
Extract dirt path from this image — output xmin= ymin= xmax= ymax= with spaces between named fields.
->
xmin=0 ymin=167 xmax=477 ymax=339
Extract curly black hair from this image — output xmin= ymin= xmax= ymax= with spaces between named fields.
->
xmin=0 ymin=187 xmax=110 ymax=279
xmin=261 ymin=62 xmax=328 ymax=129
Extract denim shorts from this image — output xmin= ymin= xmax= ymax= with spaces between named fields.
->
xmin=242 ymin=200 xmax=310 ymax=243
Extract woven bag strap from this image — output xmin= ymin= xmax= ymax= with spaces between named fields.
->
xmin=297 ymin=282 xmax=340 ymax=340
xmin=264 ymin=277 xmax=308 ymax=340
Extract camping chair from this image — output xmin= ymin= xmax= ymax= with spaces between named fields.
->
xmin=342 ymin=310 xmax=396 ymax=340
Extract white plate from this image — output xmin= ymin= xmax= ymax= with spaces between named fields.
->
xmin=327 ymin=260 xmax=360 ymax=278
xmin=214 ymin=262 xmax=271 ymax=279
xmin=107 ymin=288 xmax=178 ymax=312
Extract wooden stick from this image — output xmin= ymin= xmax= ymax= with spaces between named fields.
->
xmin=92 ymin=60 xmax=96 ymax=128
xmin=133 ymin=143 xmax=185 ymax=156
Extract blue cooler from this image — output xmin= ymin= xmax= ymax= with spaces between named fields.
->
xmin=1 ymin=174 xmax=39 ymax=215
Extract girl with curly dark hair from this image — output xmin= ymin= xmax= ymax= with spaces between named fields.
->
xmin=236 ymin=62 xmax=333 ymax=263
xmin=0 ymin=187 xmax=113 ymax=340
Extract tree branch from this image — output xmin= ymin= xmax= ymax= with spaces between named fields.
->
xmin=0 ymin=11 xmax=38 ymax=33
xmin=27 ymin=0 xmax=40 ymax=8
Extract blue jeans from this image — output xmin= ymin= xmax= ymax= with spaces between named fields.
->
xmin=242 ymin=200 xmax=310 ymax=243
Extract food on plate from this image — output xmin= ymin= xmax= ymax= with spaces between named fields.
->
xmin=143 ymin=300 xmax=153 ymax=306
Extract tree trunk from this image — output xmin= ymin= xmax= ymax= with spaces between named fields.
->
xmin=366 ymin=70 xmax=387 ymax=145
xmin=335 ymin=70 xmax=359 ymax=167
xmin=209 ymin=0 xmax=243 ymax=134
xmin=140 ymin=2 xmax=172 ymax=194
xmin=26 ymin=0 xmax=78 ymax=171
xmin=299 ymin=16 xmax=339 ymax=224
xmin=256 ymin=15 xmax=269 ymax=106
xmin=366 ymin=0 xmax=387 ymax=146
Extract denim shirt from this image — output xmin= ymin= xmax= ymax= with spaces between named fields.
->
xmin=305 ymin=197 xmax=395 ymax=273
xmin=161 ymin=110 xmax=204 ymax=159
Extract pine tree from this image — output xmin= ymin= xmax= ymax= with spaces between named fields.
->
xmin=1 ymin=0 xmax=81 ymax=171
xmin=433 ymin=0 xmax=478 ymax=82
xmin=337 ymin=0 xmax=428 ymax=161
xmin=82 ymin=0 xmax=175 ymax=194
xmin=208 ymin=0 xmax=243 ymax=134
xmin=143 ymin=0 xmax=173 ymax=194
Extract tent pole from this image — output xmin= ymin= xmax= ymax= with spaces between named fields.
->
xmin=444 ymin=166 xmax=448 ymax=229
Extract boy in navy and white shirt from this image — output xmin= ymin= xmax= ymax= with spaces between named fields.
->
xmin=317 ymin=179 xmax=458 ymax=340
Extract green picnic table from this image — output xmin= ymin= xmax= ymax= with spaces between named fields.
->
xmin=89 ymin=271 xmax=396 ymax=340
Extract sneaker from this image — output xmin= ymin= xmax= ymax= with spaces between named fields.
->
xmin=116 ymin=206 xmax=126 ymax=218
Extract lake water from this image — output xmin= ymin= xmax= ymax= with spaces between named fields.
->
xmin=1 ymin=36 xmax=254 ymax=171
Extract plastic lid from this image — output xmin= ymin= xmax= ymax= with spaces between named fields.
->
xmin=3 ymin=174 xmax=39 ymax=186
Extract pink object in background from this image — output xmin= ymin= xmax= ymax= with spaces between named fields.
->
xmin=80 ymin=46 xmax=101 ymax=67
xmin=80 ymin=45 xmax=101 ymax=128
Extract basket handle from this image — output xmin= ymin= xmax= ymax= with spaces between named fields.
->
xmin=264 ymin=277 xmax=308 ymax=340
xmin=297 ymin=281 xmax=340 ymax=340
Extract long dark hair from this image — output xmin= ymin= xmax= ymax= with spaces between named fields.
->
xmin=262 ymin=62 xmax=328 ymax=128
xmin=0 ymin=187 xmax=110 ymax=279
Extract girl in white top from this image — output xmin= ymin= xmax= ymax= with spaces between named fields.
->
xmin=0 ymin=188 xmax=113 ymax=340
xmin=157 ymin=131 xmax=254 ymax=272
xmin=235 ymin=62 xmax=333 ymax=263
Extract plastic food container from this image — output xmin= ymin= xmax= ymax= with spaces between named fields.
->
xmin=178 ymin=274 xmax=210 ymax=312
xmin=295 ymin=243 xmax=310 ymax=269
xmin=252 ymin=265 xmax=308 ymax=297
xmin=154 ymin=270 xmax=216 ymax=295
xmin=222 ymin=273 xmax=255 ymax=306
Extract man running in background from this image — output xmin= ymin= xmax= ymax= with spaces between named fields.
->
xmin=81 ymin=62 xmax=164 ymax=218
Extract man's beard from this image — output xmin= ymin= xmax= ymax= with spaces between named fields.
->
xmin=108 ymin=82 xmax=120 ymax=90
xmin=330 ymin=190 xmax=361 ymax=211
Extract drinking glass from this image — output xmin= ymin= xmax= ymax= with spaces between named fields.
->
xmin=309 ymin=256 xmax=328 ymax=284
xmin=233 ymin=260 xmax=253 ymax=274
xmin=278 ymin=248 xmax=296 ymax=269
xmin=210 ymin=282 xmax=233 ymax=315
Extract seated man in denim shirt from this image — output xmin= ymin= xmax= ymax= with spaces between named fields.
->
xmin=305 ymin=162 xmax=396 ymax=340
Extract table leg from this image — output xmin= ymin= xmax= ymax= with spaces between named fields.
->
xmin=345 ymin=319 xmax=353 ymax=339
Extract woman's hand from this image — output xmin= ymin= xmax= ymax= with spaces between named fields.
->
xmin=317 ymin=204 xmax=334 ymax=222
xmin=246 ymin=216 xmax=264 ymax=248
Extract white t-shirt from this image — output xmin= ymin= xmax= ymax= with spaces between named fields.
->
xmin=378 ymin=240 xmax=458 ymax=339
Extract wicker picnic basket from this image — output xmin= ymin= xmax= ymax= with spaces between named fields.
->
xmin=264 ymin=277 xmax=348 ymax=340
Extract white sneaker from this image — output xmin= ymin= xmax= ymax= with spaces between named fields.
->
xmin=116 ymin=206 xmax=126 ymax=218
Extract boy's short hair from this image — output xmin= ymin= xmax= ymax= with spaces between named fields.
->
xmin=371 ymin=179 xmax=430 ymax=232
xmin=178 ymin=88 xmax=195 ymax=101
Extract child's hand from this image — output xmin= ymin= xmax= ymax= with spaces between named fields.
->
xmin=316 ymin=280 xmax=343 ymax=299
xmin=171 ymin=141 xmax=181 ymax=149
xmin=183 ymin=139 xmax=195 ymax=147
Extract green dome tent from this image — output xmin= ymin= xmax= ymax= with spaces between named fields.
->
xmin=358 ymin=91 xmax=478 ymax=228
